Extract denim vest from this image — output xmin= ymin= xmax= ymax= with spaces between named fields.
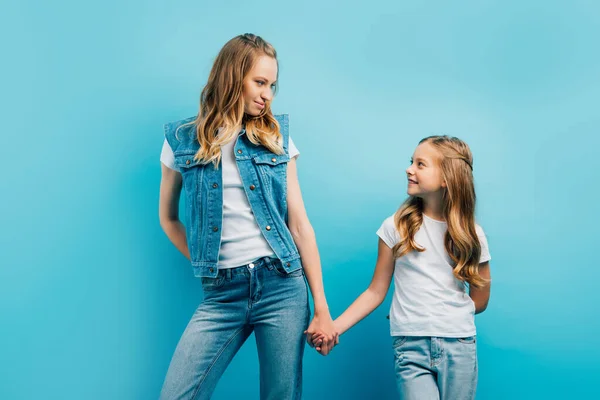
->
xmin=164 ymin=114 xmax=302 ymax=278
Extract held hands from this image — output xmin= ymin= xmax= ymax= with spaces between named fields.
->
xmin=304 ymin=313 xmax=340 ymax=356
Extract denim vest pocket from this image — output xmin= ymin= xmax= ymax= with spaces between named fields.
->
xmin=252 ymin=153 xmax=289 ymax=200
xmin=252 ymin=153 xmax=290 ymax=166
xmin=174 ymin=151 xmax=202 ymax=194
xmin=253 ymin=153 xmax=290 ymax=176
xmin=174 ymin=152 xmax=198 ymax=168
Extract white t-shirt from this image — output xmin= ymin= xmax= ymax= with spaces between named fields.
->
xmin=377 ymin=214 xmax=491 ymax=337
xmin=161 ymin=133 xmax=299 ymax=268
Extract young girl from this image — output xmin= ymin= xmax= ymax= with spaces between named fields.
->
xmin=313 ymin=136 xmax=491 ymax=400
xmin=158 ymin=33 xmax=337 ymax=400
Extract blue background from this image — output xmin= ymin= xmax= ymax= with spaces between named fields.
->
xmin=1 ymin=0 xmax=599 ymax=398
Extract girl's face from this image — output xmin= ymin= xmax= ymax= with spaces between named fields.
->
xmin=242 ymin=55 xmax=278 ymax=117
xmin=406 ymin=142 xmax=446 ymax=198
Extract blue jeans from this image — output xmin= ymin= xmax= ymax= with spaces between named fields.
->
xmin=160 ymin=257 xmax=310 ymax=400
xmin=392 ymin=336 xmax=478 ymax=400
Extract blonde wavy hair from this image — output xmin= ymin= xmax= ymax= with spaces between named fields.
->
xmin=392 ymin=135 xmax=489 ymax=288
xmin=183 ymin=33 xmax=284 ymax=166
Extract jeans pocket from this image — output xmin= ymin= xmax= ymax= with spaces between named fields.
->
xmin=457 ymin=335 xmax=476 ymax=344
xmin=200 ymin=276 xmax=225 ymax=291
xmin=392 ymin=336 xmax=409 ymax=363
xmin=392 ymin=336 xmax=408 ymax=348
xmin=271 ymin=262 xmax=304 ymax=278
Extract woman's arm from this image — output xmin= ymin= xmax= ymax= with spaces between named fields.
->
xmin=286 ymin=158 xmax=338 ymax=355
xmin=158 ymin=163 xmax=190 ymax=259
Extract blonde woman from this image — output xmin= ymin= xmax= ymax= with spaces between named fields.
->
xmin=158 ymin=34 xmax=337 ymax=400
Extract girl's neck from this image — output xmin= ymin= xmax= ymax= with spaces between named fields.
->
xmin=422 ymin=195 xmax=445 ymax=222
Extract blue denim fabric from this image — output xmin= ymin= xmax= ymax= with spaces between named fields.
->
xmin=392 ymin=335 xmax=478 ymax=400
xmin=163 ymin=114 xmax=302 ymax=278
xmin=160 ymin=257 xmax=310 ymax=400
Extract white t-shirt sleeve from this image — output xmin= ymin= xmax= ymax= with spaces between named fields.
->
xmin=289 ymin=136 xmax=300 ymax=159
xmin=475 ymin=225 xmax=491 ymax=263
xmin=160 ymin=139 xmax=177 ymax=171
xmin=376 ymin=216 xmax=400 ymax=249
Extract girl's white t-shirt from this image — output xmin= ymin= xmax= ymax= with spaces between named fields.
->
xmin=161 ymin=134 xmax=299 ymax=268
xmin=377 ymin=214 xmax=491 ymax=337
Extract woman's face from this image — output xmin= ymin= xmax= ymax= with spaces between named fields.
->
xmin=242 ymin=55 xmax=278 ymax=116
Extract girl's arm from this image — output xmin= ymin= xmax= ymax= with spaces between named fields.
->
xmin=159 ymin=163 xmax=190 ymax=260
xmin=331 ymin=239 xmax=395 ymax=336
xmin=286 ymin=158 xmax=338 ymax=355
xmin=469 ymin=261 xmax=491 ymax=314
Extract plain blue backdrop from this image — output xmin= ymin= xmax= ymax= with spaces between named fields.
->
xmin=1 ymin=0 xmax=599 ymax=398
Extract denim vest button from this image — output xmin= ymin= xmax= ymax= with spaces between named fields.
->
xmin=209 ymin=267 xmax=214 ymax=273
xmin=271 ymin=157 xmax=276 ymax=162
xmin=266 ymin=225 xmax=271 ymax=231
xmin=212 ymin=226 xmax=219 ymax=232
xmin=237 ymin=149 xmax=242 ymax=154
xmin=250 ymin=185 xmax=256 ymax=190
xmin=286 ymin=262 xmax=290 ymax=267
xmin=186 ymin=160 xmax=191 ymax=165
xmin=213 ymin=183 xmax=218 ymax=188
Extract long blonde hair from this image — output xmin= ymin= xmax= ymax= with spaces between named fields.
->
xmin=184 ymin=33 xmax=284 ymax=166
xmin=393 ymin=136 xmax=488 ymax=288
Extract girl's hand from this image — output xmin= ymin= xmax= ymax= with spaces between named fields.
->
xmin=311 ymin=332 xmax=339 ymax=355
xmin=304 ymin=312 xmax=339 ymax=356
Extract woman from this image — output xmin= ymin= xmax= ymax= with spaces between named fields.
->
xmin=158 ymin=33 xmax=337 ymax=400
